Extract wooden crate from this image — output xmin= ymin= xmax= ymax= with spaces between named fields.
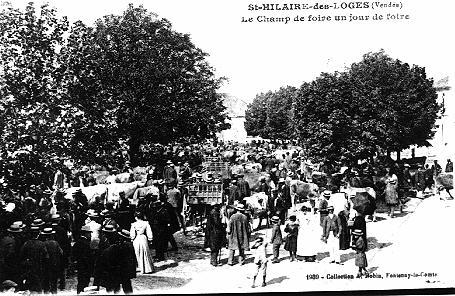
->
xmin=188 ymin=183 xmax=223 ymax=204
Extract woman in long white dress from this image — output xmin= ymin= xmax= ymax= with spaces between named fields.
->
xmin=130 ymin=212 xmax=155 ymax=274
xmin=296 ymin=203 xmax=321 ymax=262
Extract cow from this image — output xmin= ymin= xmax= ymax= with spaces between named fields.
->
xmin=243 ymin=192 xmax=269 ymax=229
xmin=65 ymin=181 xmax=145 ymax=204
xmin=289 ymin=180 xmax=319 ymax=211
xmin=436 ymin=173 xmax=454 ymax=199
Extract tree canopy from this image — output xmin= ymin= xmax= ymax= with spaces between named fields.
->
xmin=244 ymin=86 xmax=296 ymax=140
xmin=0 ymin=2 xmax=229 ymax=189
xmin=245 ymin=50 xmax=440 ymax=168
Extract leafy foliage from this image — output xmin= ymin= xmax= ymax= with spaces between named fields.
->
xmin=0 ymin=2 xmax=229 ymax=189
xmin=244 ymin=86 xmax=296 ymax=140
xmin=293 ymin=50 xmax=440 ymax=167
xmin=62 ymin=5 xmax=229 ymax=165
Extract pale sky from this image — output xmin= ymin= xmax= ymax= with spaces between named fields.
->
xmin=8 ymin=0 xmax=455 ymax=103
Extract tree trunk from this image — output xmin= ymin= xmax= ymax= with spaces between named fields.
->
xmin=128 ymin=135 xmax=142 ymax=167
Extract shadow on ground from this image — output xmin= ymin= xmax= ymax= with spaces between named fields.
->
xmin=267 ymin=276 xmax=289 ymax=285
xmin=340 ymin=236 xmax=392 ymax=263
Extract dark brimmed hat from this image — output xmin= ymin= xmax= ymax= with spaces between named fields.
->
xmin=40 ymin=227 xmax=56 ymax=235
xmin=102 ymin=225 xmax=116 ymax=233
xmin=352 ymin=229 xmax=363 ymax=236
xmin=117 ymin=229 xmax=131 ymax=239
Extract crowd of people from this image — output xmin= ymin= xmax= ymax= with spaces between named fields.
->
xmin=1 ymin=139 xmax=452 ymax=294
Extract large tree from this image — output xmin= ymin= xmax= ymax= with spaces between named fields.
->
xmin=244 ymin=92 xmax=270 ymax=138
xmin=244 ymin=86 xmax=296 ymax=140
xmin=347 ymin=51 xmax=440 ymax=157
xmin=0 ymin=2 xmax=70 ymax=188
xmin=63 ymin=4 xmax=229 ymax=165
xmin=293 ymin=50 xmax=440 ymax=168
xmin=0 ymin=2 xmax=229 ymax=190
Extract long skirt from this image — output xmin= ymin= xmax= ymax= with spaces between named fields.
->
xmin=133 ymin=234 xmax=155 ymax=274
xmin=355 ymin=251 xmax=367 ymax=268
xmin=284 ymin=235 xmax=297 ymax=252
xmin=385 ymin=184 xmax=398 ymax=205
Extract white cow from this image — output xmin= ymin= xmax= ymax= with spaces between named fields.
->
xmin=65 ymin=181 xmax=145 ymax=204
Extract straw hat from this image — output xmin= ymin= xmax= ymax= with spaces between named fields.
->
xmin=352 ymin=229 xmax=363 ymax=236
xmin=102 ymin=225 xmax=116 ymax=233
xmin=1 ymin=280 xmax=17 ymax=289
xmin=86 ymin=209 xmax=100 ymax=218
xmin=12 ymin=221 xmax=26 ymax=229
xmin=323 ymin=190 xmax=331 ymax=197
xmin=50 ymin=214 xmax=61 ymax=221
xmin=270 ymin=216 xmax=280 ymax=223
xmin=117 ymin=229 xmax=131 ymax=239
xmin=31 ymin=219 xmax=45 ymax=227
xmin=80 ymin=225 xmax=91 ymax=233
xmin=7 ymin=224 xmax=23 ymax=233
xmin=40 ymin=227 xmax=56 ymax=235
xmin=29 ymin=226 xmax=40 ymax=232
xmin=100 ymin=209 xmax=113 ymax=217
xmin=43 ymin=189 xmax=53 ymax=195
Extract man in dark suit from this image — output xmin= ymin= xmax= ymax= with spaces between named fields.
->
xmin=102 ymin=230 xmax=136 ymax=294
xmin=204 ymin=204 xmax=226 ymax=266
xmin=163 ymin=160 xmax=178 ymax=188
xmin=322 ymin=206 xmax=341 ymax=264
xmin=19 ymin=227 xmax=49 ymax=293
xmin=237 ymin=174 xmax=251 ymax=200
xmin=50 ymin=214 xmax=70 ymax=290
xmin=0 ymin=224 xmax=23 ymax=285
xmin=227 ymin=205 xmax=250 ymax=265
xmin=72 ymin=226 xmax=92 ymax=294
xmin=228 ymin=180 xmax=241 ymax=206
xmin=41 ymin=227 xmax=63 ymax=294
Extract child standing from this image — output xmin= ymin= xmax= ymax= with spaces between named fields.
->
xmin=251 ymin=237 xmax=268 ymax=288
xmin=352 ymin=229 xmax=368 ymax=277
xmin=284 ymin=215 xmax=299 ymax=261
xmin=269 ymin=216 xmax=283 ymax=263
